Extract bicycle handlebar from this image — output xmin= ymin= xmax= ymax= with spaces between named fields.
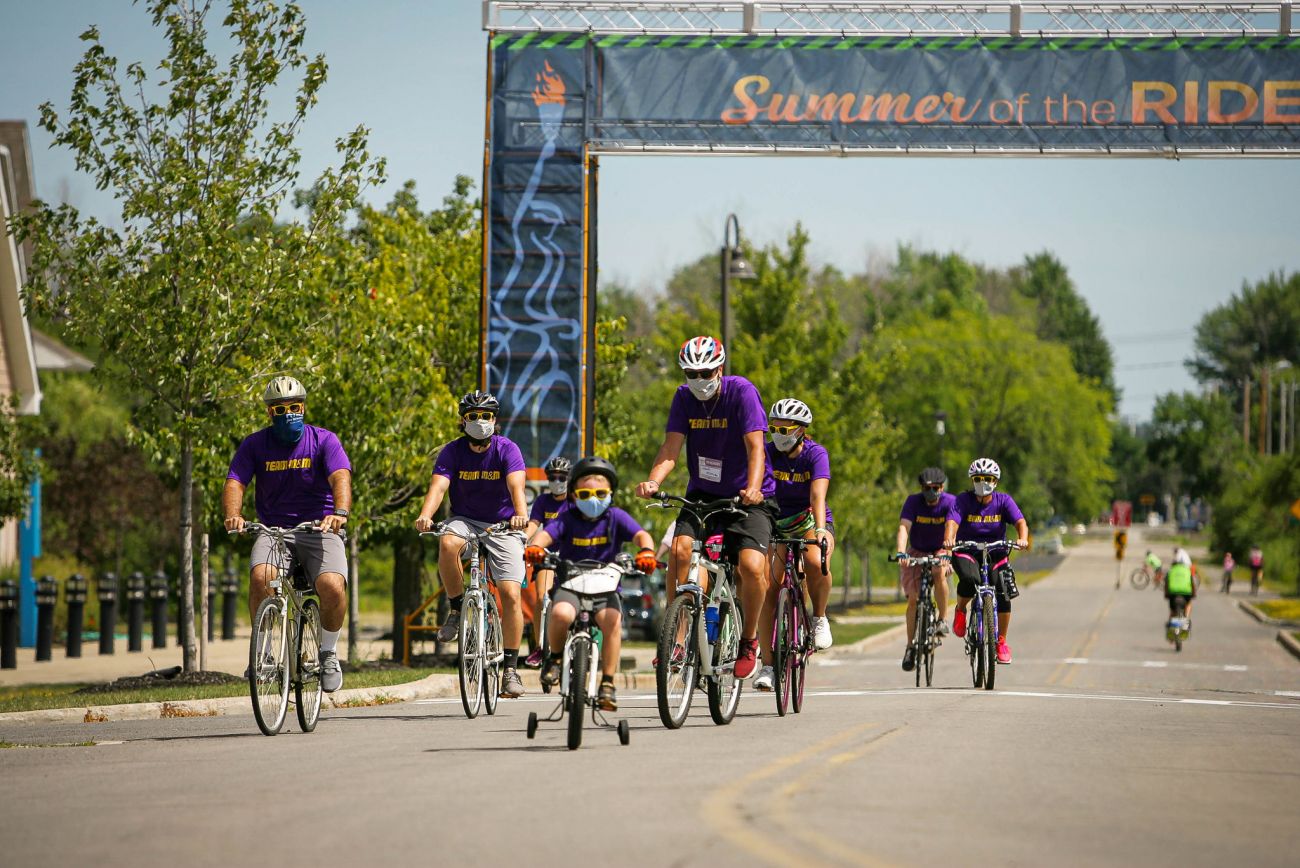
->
xmin=950 ymin=540 xmax=1024 ymax=553
xmin=230 ymin=520 xmax=321 ymax=537
xmin=419 ymin=521 xmax=515 ymax=540
xmin=649 ymin=492 xmax=745 ymax=519
xmin=889 ymin=552 xmax=950 ymax=566
xmin=773 ymin=535 xmax=831 ymax=576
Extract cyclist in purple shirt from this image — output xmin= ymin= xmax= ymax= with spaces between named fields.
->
xmin=895 ymin=467 xmax=956 ymax=672
xmin=523 ymin=456 xmax=572 ymax=668
xmin=942 ymin=458 xmax=1030 ymax=665
xmin=414 ymin=390 xmax=530 ymax=698
xmin=223 ymin=376 xmax=352 ymax=693
xmin=636 ymin=336 xmax=775 ymax=679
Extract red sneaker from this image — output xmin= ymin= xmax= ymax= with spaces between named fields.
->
xmin=996 ymin=638 xmax=1012 ymax=664
xmin=953 ymin=609 xmax=967 ymax=638
xmin=734 ymin=638 xmax=759 ymax=679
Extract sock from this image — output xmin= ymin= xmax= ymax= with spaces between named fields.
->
xmin=600 ymin=674 xmax=614 ymax=685
xmin=449 ymin=594 xmax=463 ymax=612
xmin=321 ymin=629 xmax=340 ymax=653
xmin=504 ymin=648 xmax=518 ymax=669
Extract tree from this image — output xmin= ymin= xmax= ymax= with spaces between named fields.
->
xmin=1145 ymin=391 xmax=1243 ymax=502
xmin=0 ymin=397 xmax=39 ymax=529
xmin=14 ymin=0 xmax=382 ymax=670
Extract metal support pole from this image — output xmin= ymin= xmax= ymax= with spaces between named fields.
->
xmin=97 ymin=573 xmax=118 ymax=655
xmin=127 ymin=572 xmax=146 ymax=652
xmin=720 ymin=243 xmax=731 ymax=373
xmin=0 ymin=580 xmax=18 ymax=668
xmin=65 ymin=573 xmax=88 ymax=658
xmin=35 ymin=575 xmax=57 ymax=662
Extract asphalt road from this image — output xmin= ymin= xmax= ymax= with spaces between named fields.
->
xmin=3 ymin=536 xmax=1298 ymax=867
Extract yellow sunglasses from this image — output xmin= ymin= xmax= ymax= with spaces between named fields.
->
xmin=971 ymin=474 xmax=998 ymax=484
xmin=268 ymin=402 xmax=304 ymax=416
xmin=573 ymin=488 xmax=612 ymax=500
xmin=463 ymin=411 xmax=495 ymax=422
xmin=769 ymin=423 xmax=801 ymax=435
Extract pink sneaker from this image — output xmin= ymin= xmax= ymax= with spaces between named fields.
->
xmin=952 ymin=610 xmax=967 ymax=638
xmin=523 ymin=649 xmax=544 ymax=669
xmin=734 ymin=639 xmax=759 ymax=679
xmin=996 ymin=638 xmax=1012 ymax=664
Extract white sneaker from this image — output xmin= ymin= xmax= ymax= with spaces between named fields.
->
xmin=937 ymin=620 xmax=950 ymax=636
xmin=753 ymin=665 xmax=775 ymax=691
xmin=813 ymin=616 xmax=833 ymax=650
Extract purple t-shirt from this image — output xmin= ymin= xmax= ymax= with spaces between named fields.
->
xmin=543 ymin=506 xmax=643 ymax=564
xmin=227 ymin=425 xmax=351 ymax=527
xmin=530 ymin=492 xmax=569 ymax=523
xmin=433 ymin=435 xmax=526 ymax=523
xmin=948 ymin=491 xmax=1025 ymax=542
xmin=899 ymin=492 xmax=958 ymax=552
xmin=665 ymin=375 xmax=775 ymax=498
xmin=767 ymin=438 xmax=833 ymax=525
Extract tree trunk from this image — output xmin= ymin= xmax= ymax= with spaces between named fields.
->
xmin=391 ymin=534 xmax=423 ymax=662
xmin=348 ymin=531 xmax=359 ymax=664
xmin=179 ymin=440 xmax=197 ymax=672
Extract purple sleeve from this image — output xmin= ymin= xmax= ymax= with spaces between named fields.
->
xmin=529 ymin=497 xmax=548 ymax=522
xmin=945 ymin=495 xmax=964 ymax=524
xmin=1002 ymin=494 xmax=1025 ymax=524
xmin=811 ymin=445 xmax=831 ymax=481
xmin=319 ymin=430 xmax=351 ymax=476
xmin=615 ymin=508 xmax=644 ymax=546
xmin=737 ymin=379 xmax=768 ymax=435
xmin=227 ymin=436 xmax=256 ymax=484
xmin=432 ymin=442 xmax=456 ymax=480
xmin=542 ymin=513 xmax=567 ymax=542
xmin=899 ymin=494 xmax=918 ymax=522
xmin=665 ymin=389 xmax=688 ymax=435
xmin=500 ymin=439 xmax=526 ymax=474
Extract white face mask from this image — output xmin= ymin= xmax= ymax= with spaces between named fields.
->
xmin=772 ymin=432 xmax=801 ymax=453
xmin=972 ymin=480 xmax=997 ymax=497
xmin=465 ymin=420 xmax=494 ymax=441
xmin=687 ymin=374 xmax=721 ymax=401
xmin=548 ymin=479 xmax=567 ymax=497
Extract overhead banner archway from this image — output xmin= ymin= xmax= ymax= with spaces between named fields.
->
xmin=480 ymin=1 xmax=1300 ymax=465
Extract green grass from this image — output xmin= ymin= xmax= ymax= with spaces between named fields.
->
xmin=840 ymin=599 xmax=909 ymax=617
xmin=0 ymin=666 xmax=449 ymax=713
xmin=1019 ymin=569 xmax=1053 ymax=587
xmin=829 ymin=620 xmax=895 ymax=646
xmin=1255 ymin=599 xmax=1300 ymax=623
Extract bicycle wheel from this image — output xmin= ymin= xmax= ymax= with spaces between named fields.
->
xmin=250 ymin=596 xmax=290 ymax=736
xmin=480 ymin=595 xmax=501 ymax=714
xmin=567 ymin=638 xmax=590 ymax=750
xmin=1129 ymin=568 xmax=1150 ymax=590
xmin=294 ymin=599 xmax=323 ymax=733
xmin=774 ymin=589 xmax=793 ymax=717
xmin=458 ymin=594 xmax=484 ymax=719
xmin=707 ymin=599 xmax=743 ymax=725
xmin=791 ymin=601 xmax=808 ymax=713
xmin=968 ymin=612 xmax=984 ymax=689
xmin=982 ymin=595 xmax=998 ymax=691
xmin=655 ymin=594 xmax=698 ymax=729
xmin=913 ymin=600 xmax=927 ymax=688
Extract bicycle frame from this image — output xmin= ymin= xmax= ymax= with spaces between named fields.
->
xmin=244 ymin=521 xmax=322 ymax=684
xmin=423 ymin=523 xmax=509 ymax=670
xmin=771 ymin=536 xmax=823 ymax=656
xmin=953 ymin=541 xmax=1013 ymax=650
xmin=678 ymin=549 xmax=739 ymax=678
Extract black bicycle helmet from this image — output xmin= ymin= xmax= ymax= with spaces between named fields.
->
xmin=544 ymin=456 xmax=572 ymax=477
xmin=569 ymin=455 xmax=618 ymax=489
xmin=458 ymin=389 xmax=500 ymax=416
xmin=918 ymin=467 xmax=947 ymax=487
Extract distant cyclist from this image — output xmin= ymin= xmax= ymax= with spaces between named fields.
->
xmin=223 ymin=376 xmax=352 ymax=693
xmin=754 ymin=397 xmax=834 ymax=692
xmin=635 ymin=335 xmax=775 ymax=679
xmin=1248 ymin=545 xmax=1264 ymax=595
xmin=1145 ymin=549 xmax=1163 ymax=582
xmin=414 ymin=390 xmax=530 ymax=698
xmin=1221 ymin=551 xmax=1235 ymax=594
xmin=1165 ymin=558 xmax=1197 ymax=625
xmin=525 ymin=456 xmax=655 ymax=711
xmin=524 ymin=456 xmax=571 ymax=668
xmin=942 ymin=458 xmax=1029 ymax=665
xmin=895 ymin=467 xmax=955 ymax=672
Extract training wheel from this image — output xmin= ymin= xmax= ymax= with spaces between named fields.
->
xmin=617 ymin=719 xmax=630 ymax=746
xmin=526 ymin=711 xmax=538 ymax=739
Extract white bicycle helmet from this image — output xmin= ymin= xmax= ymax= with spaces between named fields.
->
xmin=263 ymin=376 xmax=306 ymax=404
xmin=677 ymin=335 xmax=726 ymax=371
xmin=769 ymin=398 xmax=813 ymax=426
xmin=968 ymin=458 xmax=1001 ymax=479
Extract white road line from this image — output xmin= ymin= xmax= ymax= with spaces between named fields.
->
xmin=1275 ymin=690 xmax=1300 ymax=697
xmin=1064 ymin=657 xmax=1089 ymax=664
xmin=1141 ymin=661 xmax=1168 ymax=668
xmin=1223 ymin=665 xmax=1248 ymax=672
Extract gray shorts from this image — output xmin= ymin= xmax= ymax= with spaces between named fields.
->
xmin=250 ymin=529 xmax=348 ymax=582
xmin=444 ymin=517 xmax=526 ymax=585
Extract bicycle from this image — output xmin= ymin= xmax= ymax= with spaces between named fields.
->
xmin=951 ymin=540 xmax=1022 ymax=691
xmin=1165 ymin=596 xmax=1191 ymax=652
xmin=888 ymin=552 xmax=946 ymax=688
xmin=420 ymin=521 xmax=515 ymax=719
xmin=770 ymin=533 xmax=827 ymax=715
xmin=649 ymin=492 xmax=747 ymax=730
xmin=232 ymin=521 xmax=326 ymax=736
xmin=525 ymin=554 xmax=632 ymax=750
xmin=1129 ymin=563 xmax=1166 ymax=591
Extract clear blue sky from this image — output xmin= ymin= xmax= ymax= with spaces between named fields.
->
xmin=4 ymin=1 xmax=1298 ymax=420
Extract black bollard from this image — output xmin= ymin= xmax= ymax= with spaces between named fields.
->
xmin=65 ymin=573 xmax=88 ymax=658
xmin=206 ymin=579 xmax=218 ymax=643
xmin=150 ymin=571 xmax=169 ymax=649
xmin=97 ymin=573 xmax=118 ymax=655
xmin=1 ymin=579 xmax=18 ymax=669
xmin=126 ymin=572 xmax=146 ymax=652
xmin=35 ymin=575 xmax=58 ymax=662
xmin=221 ymin=567 xmax=239 ymax=641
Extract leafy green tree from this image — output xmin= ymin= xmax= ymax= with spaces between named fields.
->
xmin=0 ymin=397 xmax=40 ymax=528
xmin=1145 ymin=391 xmax=1244 ymax=502
xmin=14 ymin=0 xmax=382 ymax=670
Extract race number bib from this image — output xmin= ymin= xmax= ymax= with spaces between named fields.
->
xmin=698 ymin=456 xmax=723 ymax=483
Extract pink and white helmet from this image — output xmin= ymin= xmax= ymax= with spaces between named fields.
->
xmin=678 ymin=335 xmax=726 ymax=371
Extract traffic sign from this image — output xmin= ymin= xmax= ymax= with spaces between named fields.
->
xmin=1111 ymin=500 xmax=1133 ymax=528
xmin=1139 ymin=493 xmax=1156 ymax=506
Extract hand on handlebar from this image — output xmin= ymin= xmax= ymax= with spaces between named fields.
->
xmin=635 ymin=548 xmax=657 ymax=574
xmin=319 ymin=514 xmax=347 ymax=535
xmin=525 ymin=545 xmax=547 ymax=566
xmin=509 ymin=514 xmax=529 ymax=532
xmin=636 ymin=480 xmax=660 ymax=499
xmin=942 ymin=538 xmax=957 ymax=550
xmin=738 ymin=486 xmax=763 ymax=506
xmin=224 ymin=515 xmax=246 ymax=534
xmin=414 ymin=515 xmax=435 ymax=533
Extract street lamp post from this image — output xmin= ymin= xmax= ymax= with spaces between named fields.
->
xmin=720 ymin=213 xmax=755 ymax=375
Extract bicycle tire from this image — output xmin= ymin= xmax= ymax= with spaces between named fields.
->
xmin=983 ymin=594 xmax=998 ymax=690
xmin=294 ymin=599 xmax=323 ymax=733
xmin=480 ymin=595 xmax=500 ymax=714
xmin=707 ymin=599 xmax=743 ymax=725
xmin=791 ymin=601 xmax=807 ymax=713
xmin=567 ymin=638 xmax=590 ymax=750
xmin=656 ymin=594 xmax=698 ymax=729
xmin=924 ymin=624 xmax=935 ymax=687
xmin=250 ymin=596 xmax=290 ymax=736
xmin=913 ymin=598 xmax=927 ymax=688
xmin=458 ymin=594 xmax=484 ymax=719
xmin=774 ymin=588 xmax=792 ymax=716
xmin=1129 ymin=568 xmax=1150 ymax=590
xmin=969 ymin=609 xmax=984 ymax=689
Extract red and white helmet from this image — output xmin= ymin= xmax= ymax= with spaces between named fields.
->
xmin=678 ymin=336 xmax=726 ymax=371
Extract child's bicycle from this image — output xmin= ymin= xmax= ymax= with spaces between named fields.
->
xmin=525 ymin=553 xmax=631 ymax=750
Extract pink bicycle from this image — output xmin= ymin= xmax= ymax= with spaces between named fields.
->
xmin=770 ymin=531 xmax=827 ymax=716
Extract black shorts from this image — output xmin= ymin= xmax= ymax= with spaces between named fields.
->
xmin=1167 ymin=594 xmax=1191 ymax=614
xmin=674 ymin=492 xmax=776 ymax=556
xmin=953 ymin=555 xmax=1011 ymax=612
xmin=552 ymin=588 xmax=620 ymax=615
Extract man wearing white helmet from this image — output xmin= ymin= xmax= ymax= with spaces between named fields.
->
xmin=224 ymin=376 xmax=352 ymax=692
xmin=636 ymin=335 xmax=776 ymax=680
xmin=942 ymin=457 xmax=1029 ymax=665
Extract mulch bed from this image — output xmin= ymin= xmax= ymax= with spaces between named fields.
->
xmin=75 ymin=667 xmax=244 ymax=694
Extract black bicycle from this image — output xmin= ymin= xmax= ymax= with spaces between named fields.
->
xmin=950 ymin=540 xmax=1021 ymax=691
xmin=889 ymin=552 xmax=946 ymax=688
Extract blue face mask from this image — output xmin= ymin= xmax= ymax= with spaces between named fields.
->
xmin=575 ymin=495 xmax=611 ymax=519
xmin=271 ymin=413 xmax=305 ymax=445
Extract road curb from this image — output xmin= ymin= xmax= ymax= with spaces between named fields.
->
xmin=1238 ymin=599 xmax=1300 ymax=628
xmin=1277 ymin=630 xmax=1300 ymax=664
